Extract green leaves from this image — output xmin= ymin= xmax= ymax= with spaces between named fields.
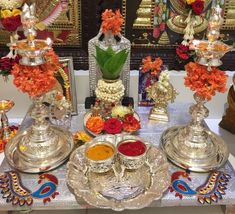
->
xmin=94 ymin=45 xmax=128 ymax=80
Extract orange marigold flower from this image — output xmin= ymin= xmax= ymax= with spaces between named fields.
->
xmin=142 ymin=56 xmax=152 ymax=73
xmin=184 ymin=62 xmax=228 ymax=100
xmin=11 ymin=50 xmax=60 ymax=97
xmin=101 ymin=9 xmax=124 ymax=35
xmin=141 ymin=56 xmax=163 ymax=76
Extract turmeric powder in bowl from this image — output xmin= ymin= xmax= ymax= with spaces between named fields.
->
xmin=86 ymin=143 xmax=114 ymax=161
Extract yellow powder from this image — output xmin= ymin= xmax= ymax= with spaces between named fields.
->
xmin=86 ymin=144 xmax=114 ymax=161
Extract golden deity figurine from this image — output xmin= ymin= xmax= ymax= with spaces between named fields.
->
xmin=146 ymin=71 xmax=177 ymax=122
xmin=219 ymin=75 xmax=235 ymax=134
xmin=91 ymin=102 xmax=101 ymax=117
xmin=133 ymin=0 xmax=153 ymax=27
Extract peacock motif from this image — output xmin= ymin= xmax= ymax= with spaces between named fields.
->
xmin=0 ymin=171 xmax=59 ymax=206
xmin=169 ymin=170 xmax=231 ymax=204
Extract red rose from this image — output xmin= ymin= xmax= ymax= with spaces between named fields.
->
xmin=176 ymin=49 xmax=189 ymax=60
xmin=192 ymin=0 xmax=204 ymax=15
xmin=104 ymin=118 xmax=123 ymax=134
xmin=178 ymin=44 xmax=189 ymax=52
xmin=0 ymin=57 xmax=13 ymax=71
xmin=1 ymin=15 xmax=21 ymax=32
xmin=0 ymin=55 xmax=21 ymax=73
xmin=176 ymin=44 xmax=190 ymax=60
xmin=13 ymin=55 xmax=21 ymax=64
xmin=123 ymin=114 xmax=141 ymax=132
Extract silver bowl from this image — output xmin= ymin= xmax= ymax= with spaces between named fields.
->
xmin=85 ymin=141 xmax=116 ymax=173
xmin=117 ymin=139 xmax=147 ymax=170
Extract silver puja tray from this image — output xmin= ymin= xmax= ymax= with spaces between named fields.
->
xmin=67 ymin=134 xmax=170 ymax=211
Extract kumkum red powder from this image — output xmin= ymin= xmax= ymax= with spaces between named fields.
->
xmin=118 ymin=140 xmax=146 ymax=157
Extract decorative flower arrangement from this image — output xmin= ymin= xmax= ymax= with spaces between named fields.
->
xmin=141 ymin=56 xmax=163 ymax=77
xmin=186 ymin=0 xmax=205 ymax=15
xmin=139 ymin=56 xmax=164 ymax=105
xmin=11 ymin=50 xmax=60 ymax=97
xmin=176 ymin=44 xmax=195 ymax=63
xmin=0 ymin=1 xmax=23 ymax=80
xmin=0 ymin=53 xmax=20 ymax=78
xmin=101 ymin=9 xmax=124 ymax=35
xmin=86 ymin=107 xmax=141 ymax=135
xmin=185 ymin=62 xmax=228 ymax=100
xmin=175 ymin=0 xmax=205 ymax=65
xmin=94 ymin=45 xmax=129 ymax=80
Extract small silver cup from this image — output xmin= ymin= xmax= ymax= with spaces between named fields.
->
xmin=85 ymin=141 xmax=116 ymax=173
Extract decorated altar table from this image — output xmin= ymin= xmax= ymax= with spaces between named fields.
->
xmin=0 ymin=103 xmax=235 ymax=211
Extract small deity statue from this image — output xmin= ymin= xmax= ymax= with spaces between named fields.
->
xmin=219 ymin=74 xmax=235 ymax=134
xmin=91 ymin=102 xmax=101 ymax=117
xmin=146 ymin=71 xmax=177 ymax=122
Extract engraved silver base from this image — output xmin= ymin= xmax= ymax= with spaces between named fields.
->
xmin=5 ymin=125 xmax=74 ymax=173
xmin=160 ymin=93 xmax=229 ymax=172
xmin=160 ymin=125 xmax=229 ymax=172
xmin=4 ymin=95 xmax=74 ymax=173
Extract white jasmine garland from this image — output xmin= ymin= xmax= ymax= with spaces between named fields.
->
xmin=95 ymin=79 xmax=125 ymax=103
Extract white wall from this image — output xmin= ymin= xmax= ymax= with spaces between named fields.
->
xmin=0 ymin=70 xmax=233 ymax=119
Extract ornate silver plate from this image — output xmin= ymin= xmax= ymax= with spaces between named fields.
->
xmin=67 ymin=134 xmax=170 ymax=211
xmin=160 ymin=125 xmax=229 ymax=172
xmin=5 ymin=126 xmax=74 ymax=173
xmin=83 ymin=111 xmax=141 ymax=137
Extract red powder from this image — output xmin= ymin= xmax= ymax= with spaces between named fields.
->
xmin=118 ymin=140 xmax=146 ymax=157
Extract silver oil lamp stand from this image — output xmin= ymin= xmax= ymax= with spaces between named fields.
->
xmin=160 ymin=5 xmax=231 ymax=172
xmin=4 ymin=3 xmax=74 ymax=173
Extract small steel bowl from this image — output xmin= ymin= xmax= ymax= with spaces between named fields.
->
xmin=117 ymin=139 xmax=147 ymax=170
xmin=85 ymin=141 xmax=116 ymax=173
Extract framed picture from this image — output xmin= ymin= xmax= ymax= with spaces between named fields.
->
xmin=54 ymin=57 xmax=77 ymax=115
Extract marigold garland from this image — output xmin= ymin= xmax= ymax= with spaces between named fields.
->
xmin=184 ymin=62 xmax=228 ymax=100
xmin=101 ymin=9 xmax=124 ymax=35
xmin=11 ymin=50 xmax=60 ymax=97
xmin=141 ymin=56 xmax=163 ymax=76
